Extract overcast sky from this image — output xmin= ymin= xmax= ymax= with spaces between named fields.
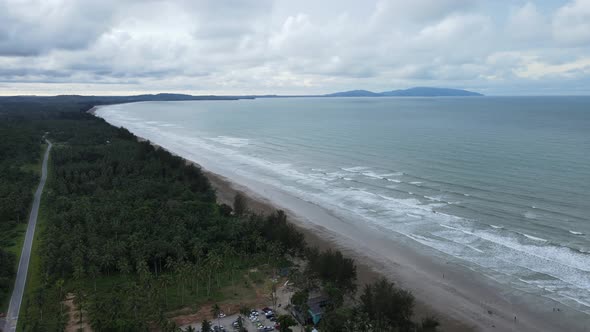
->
xmin=1 ymin=0 xmax=589 ymax=96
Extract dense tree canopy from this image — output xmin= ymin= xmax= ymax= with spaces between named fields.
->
xmin=0 ymin=101 xmax=310 ymax=330
xmin=0 ymin=113 xmax=44 ymax=309
xmin=1 ymin=98 xmax=437 ymax=331
xmin=360 ymin=278 xmax=415 ymax=331
xmin=306 ymin=248 xmax=357 ymax=293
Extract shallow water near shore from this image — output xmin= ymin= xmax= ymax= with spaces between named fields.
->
xmin=97 ymin=97 xmax=590 ymax=330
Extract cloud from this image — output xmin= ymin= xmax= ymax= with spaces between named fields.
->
xmin=370 ymin=0 xmax=477 ymax=24
xmin=507 ymin=2 xmax=550 ymax=42
xmin=553 ymin=0 xmax=590 ymax=45
xmin=0 ymin=0 xmax=118 ymax=56
xmin=0 ymin=0 xmax=588 ymax=95
xmin=514 ymin=57 xmax=590 ymax=79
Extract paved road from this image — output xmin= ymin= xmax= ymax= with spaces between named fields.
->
xmin=3 ymin=140 xmax=52 ymax=332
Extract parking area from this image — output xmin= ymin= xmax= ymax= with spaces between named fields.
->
xmin=180 ymin=308 xmax=282 ymax=332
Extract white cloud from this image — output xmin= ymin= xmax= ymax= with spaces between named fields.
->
xmin=0 ymin=0 xmax=589 ymax=95
xmin=553 ymin=0 xmax=590 ymax=45
xmin=507 ymin=2 xmax=550 ymax=42
xmin=0 ymin=0 xmax=118 ymax=55
xmin=514 ymin=57 xmax=590 ymax=79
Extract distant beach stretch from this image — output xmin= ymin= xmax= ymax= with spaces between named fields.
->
xmin=96 ymin=96 xmax=590 ymax=331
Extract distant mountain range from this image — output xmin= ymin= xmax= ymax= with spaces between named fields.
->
xmin=1 ymin=88 xmax=483 ymax=107
xmin=324 ymin=87 xmax=483 ymax=97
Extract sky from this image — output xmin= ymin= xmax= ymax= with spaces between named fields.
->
xmin=1 ymin=0 xmax=589 ymax=96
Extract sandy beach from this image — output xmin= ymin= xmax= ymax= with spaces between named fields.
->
xmin=92 ymin=106 xmax=583 ymax=332
xmin=202 ymin=168 xmax=578 ymax=332
xmin=204 ymin=168 xmax=475 ymax=332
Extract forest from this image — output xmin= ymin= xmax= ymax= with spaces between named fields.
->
xmin=0 ymin=98 xmax=435 ymax=332
xmin=0 ymin=110 xmax=45 ymax=311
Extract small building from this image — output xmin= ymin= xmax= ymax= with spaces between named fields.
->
xmin=291 ymin=291 xmax=331 ymax=326
xmin=307 ymin=293 xmax=330 ymax=325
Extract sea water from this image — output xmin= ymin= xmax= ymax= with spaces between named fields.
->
xmin=97 ymin=96 xmax=590 ymax=317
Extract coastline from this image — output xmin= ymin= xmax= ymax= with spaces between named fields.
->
xmin=91 ymin=105 xmax=583 ymax=332
xmin=193 ymin=158 xmax=579 ymax=332
xmin=203 ymin=167 xmax=474 ymax=332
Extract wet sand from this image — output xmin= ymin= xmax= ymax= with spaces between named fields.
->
xmin=197 ymin=165 xmax=575 ymax=332
xmin=205 ymin=169 xmax=475 ymax=331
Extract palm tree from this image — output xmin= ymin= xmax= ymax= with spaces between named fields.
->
xmin=211 ymin=303 xmax=221 ymax=330
xmin=177 ymin=262 xmax=191 ymax=305
xmin=201 ymin=319 xmax=212 ymax=332
xmin=271 ymin=282 xmax=280 ymax=311
xmin=222 ymin=244 xmax=237 ymax=290
xmin=207 ymin=250 xmax=223 ymax=292
xmin=236 ymin=316 xmax=245 ymax=332
xmin=240 ymin=305 xmax=251 ymax=318
xmin=55 ymin=278 xmax=64 ymax=315
xmin=276 ymin=315 xmax=297 ymax=332
xmin=160 ymin=275 xmax=171 ymax=308
xmin=184 ymin=326 xmax=197 ymax=332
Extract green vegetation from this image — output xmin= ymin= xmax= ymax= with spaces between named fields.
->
xmin=0 ymin=250 xmax=16 ymax=310
xmin=276 ymin=314 xmax=297 ymax=331
xmin=0 ymin=115 xmax=45 ymax=311
xmin=315 ymin=277 xmax=439 ymax=332
xmin=0 ymin=100 xmax=306 ymax=330
xmin=0 ymin=97 xmax=437 ymax=331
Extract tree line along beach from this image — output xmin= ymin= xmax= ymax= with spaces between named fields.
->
xmin=0 ymin=95 xmax=588 ymax=331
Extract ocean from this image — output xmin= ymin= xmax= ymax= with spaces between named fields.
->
xmin=97 ymin=97 xmax=590 ymax=321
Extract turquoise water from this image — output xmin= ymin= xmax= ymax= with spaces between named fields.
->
xmin=98 ymin=97 xmax=590 ymax=315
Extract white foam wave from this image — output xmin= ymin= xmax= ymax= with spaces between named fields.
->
xmin=362 ymin=171 xmax=386 ymax=179
xmin=341 ymin=166 xmax=369 ymax=173
xmin=518 ymin=278 xmax=534 ymax=285
xmin=522 ymin=233 xmax=548 ymax=242
xmin=207 ymin=136 xmax=250 ymax=147
xmin=570 ymin=230 xmax=584 ymax=235
xmin=96 ymin=104 xmax=590 ymax=314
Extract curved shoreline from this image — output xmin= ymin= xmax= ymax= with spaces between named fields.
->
xmin=199 ymin=165 xmax=567 ymax=332
xmin=93 ymin=104 xmax=585 ymax=332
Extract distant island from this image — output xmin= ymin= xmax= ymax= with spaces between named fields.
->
xmin=0 ymin=88 xmax=483 ymax=107
xmin=324 ymin=87 xmax=483 ymax=97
